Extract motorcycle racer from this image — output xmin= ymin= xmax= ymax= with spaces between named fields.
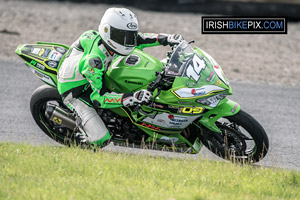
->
xmin=57 ymin=7 xmax=184 ymax=147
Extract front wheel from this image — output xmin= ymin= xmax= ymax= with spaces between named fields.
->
xmin=198 ymin=110 xmax=269 ymax=163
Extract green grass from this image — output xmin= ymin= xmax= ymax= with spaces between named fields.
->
xmin=0 ymin=142 xmax=299 ymax=200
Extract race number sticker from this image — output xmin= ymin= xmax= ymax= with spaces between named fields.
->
xmin=186 ymin=54 xmax=206 ymax=82
xmin=178 ymin=107 xmax=204 ymax=115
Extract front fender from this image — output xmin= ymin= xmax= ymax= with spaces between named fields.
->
xmin=198 ymin=99 xmax=240 ymax=133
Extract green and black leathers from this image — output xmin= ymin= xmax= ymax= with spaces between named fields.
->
xmin=57 ymin=30 xmax=169 ymax=109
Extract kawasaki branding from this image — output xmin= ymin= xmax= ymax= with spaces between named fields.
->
xmin=125 ymin=80 xmax=143 ymax=85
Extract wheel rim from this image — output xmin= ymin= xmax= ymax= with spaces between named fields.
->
xmin=202 ymin=119 xmax=257 ymax=161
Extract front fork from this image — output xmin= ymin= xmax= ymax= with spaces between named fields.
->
xmin=198 ymin=98 xmax=240 ymax=133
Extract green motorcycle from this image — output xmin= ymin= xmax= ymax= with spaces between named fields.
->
xmin=15 ymin=40 xmax=269 ymax=162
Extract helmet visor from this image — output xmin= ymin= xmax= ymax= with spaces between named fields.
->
xmin=110 ymin=26 xmax=137 ymax=47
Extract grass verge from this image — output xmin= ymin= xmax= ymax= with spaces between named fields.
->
xmin=0 ymin=142 xmax=300 ymax=200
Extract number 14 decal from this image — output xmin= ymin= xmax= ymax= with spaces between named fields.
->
xmin=186 ymin=55 xmax=206 ymax=82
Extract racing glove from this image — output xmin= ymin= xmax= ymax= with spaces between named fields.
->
xmin=122 ymin=89 xmax=152 ymax=107
xmin=167 ymin=34 xmax=184 ymax=46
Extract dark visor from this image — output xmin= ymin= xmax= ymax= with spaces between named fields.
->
xmin=110 ymin=26 xmax=137 ymax=47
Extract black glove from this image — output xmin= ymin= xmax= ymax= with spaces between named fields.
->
xmin=122 ymin=89 xmax=152 ymax=107
xmin=167 ymin=34 xmax=184 ymax=46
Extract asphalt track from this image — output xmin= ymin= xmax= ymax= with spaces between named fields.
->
xmin=1 ymin=61 xmax=300 ymax=171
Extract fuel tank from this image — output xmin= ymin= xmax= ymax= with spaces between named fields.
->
xmin=104 ymin=48 xmax=163 ymax=93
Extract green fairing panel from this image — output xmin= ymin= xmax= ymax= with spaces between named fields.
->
xmin=104 ymin=48 xmax=163 ymax=93
xmin=198 ymin=98 xmax=241 ymax=133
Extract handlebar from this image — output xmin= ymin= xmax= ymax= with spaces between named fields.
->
xmin=147 ymin=71 xmax=163 ymax=92
xmin=133 ymin=40 xmax=195 ymax=112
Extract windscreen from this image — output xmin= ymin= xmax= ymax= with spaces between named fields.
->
xmin=165 ymin=41 xmax=194 ymax=77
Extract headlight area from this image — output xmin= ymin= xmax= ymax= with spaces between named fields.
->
xmin=196 ymin=92 xmax=228 ymax=108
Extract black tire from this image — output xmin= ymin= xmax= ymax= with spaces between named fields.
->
xmin=30 ymin=85 xmax=79 ymax=146
xmin=199 ymin=110 xmax=269 ymax=163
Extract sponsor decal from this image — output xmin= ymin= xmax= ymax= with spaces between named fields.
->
xmin=30 ymin=60 xmax=45 ymax=70
xmin=88 ymin=68 xmax=95 ymax=73
xmin=178 ymin=107 xmax=204 ymax=114
xmin=159 ymin=136 xmax=179 ymax=143
xmin=30 ymin=48 xmax=40 ymax=55
xmin=231 ymin=104 xmax=239 ymax=113
xmin=33 ymin=69 xmax=45 ymax=79
xmin=169 ymin=121 xmax=182 ymax=126
xmin=206 ymin=72 xmax=216 ymax=82
xmin=157 ymin=119 xmax=166 ymax=124
xmin=30 ymin=60 xmax=37 ymax=66
xmin=125 ymin=80 xmax=143 ymax=85
xmin=168 ymin=115 xmax=188 ymax=122
xmin=143 ymin=113 xmax=199 ymax=129
xmin=105 ymin=98 xmax=121 ymax=103
xmin=49 ymin=51 xmax=62 ymax=61
xmin=55 ymin=47 xmax=66 ymax=54
xmin=27 ymin=66 xmax=55 ymax=86
xmin=127 ymin=22 xmax=138 ymax=29
xmin=36 ymin=63 xmax=45 ymax=70
xmin=174 ymin=85 xmax=226 ymax=98
xmin=41 ymin=49 xmax=51 ymax=58
xmin=38 ymin=49 xmax=45 ymax=56
xmin=141 ymin=122 xmax=159 ymax=130
xmin=47 ymin=61 xmax=58 ymax=68
xmin=52 ymin=117 xmax=62 ymax=125
xmin=191 ymin=88 xmax=205 ymax=96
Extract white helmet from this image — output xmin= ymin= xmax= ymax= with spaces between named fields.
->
xmin=99 ymin=8 xmax=138 ymax=56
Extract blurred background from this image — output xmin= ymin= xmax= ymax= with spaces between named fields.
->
xmin=1 ymin=0 xmax=300 ymax=85
xmin=37 ymin=0 xmax=300 ymax=20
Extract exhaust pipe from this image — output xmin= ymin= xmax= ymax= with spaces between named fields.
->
xmin=45 ymin=104 xmax=76 ymax=130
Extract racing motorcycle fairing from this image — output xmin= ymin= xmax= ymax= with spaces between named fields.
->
xmin=15 ymin=40 xmax=240 ymax=154
xmin=15 ymin=42 xmax=69 ymax=87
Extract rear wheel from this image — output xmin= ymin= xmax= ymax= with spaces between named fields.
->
xmin=198 ymin=110 xmax=269 ymax=163
xmin=30 ymin=85 xmax=80 ymax=146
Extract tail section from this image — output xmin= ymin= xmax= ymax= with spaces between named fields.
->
xmin=15 ymin=42 xmax=70 ymax=87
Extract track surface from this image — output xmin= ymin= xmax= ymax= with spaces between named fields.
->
xmin=1 ymin=61 xmax=300 ymax=171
